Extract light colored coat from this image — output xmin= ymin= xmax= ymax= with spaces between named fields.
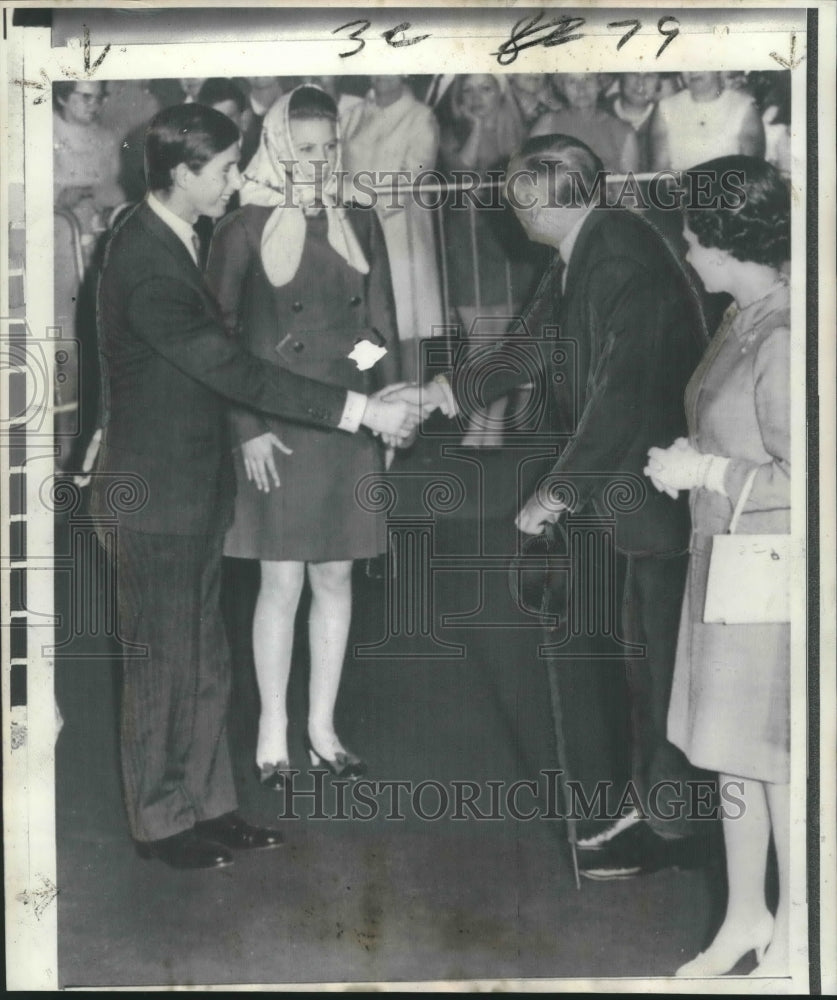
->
xmin=342 ymin=89 xmax=445 ymax=374
xmin=667 ymin=282 xmax=791 ymax=782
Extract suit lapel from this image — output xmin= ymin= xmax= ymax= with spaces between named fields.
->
xmin=135 ymin=200 xmax=202 ymax=278
xmin=562 ymin=209 xmax=607 ymax=303
xmin=134 ymin=201 xmax=224 ymax=318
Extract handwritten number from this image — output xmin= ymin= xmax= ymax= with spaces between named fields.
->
xmin=493 ymin=12 xmax=586 ymax=66
xmin=333 ymin=19 xmax=370 ymax=59
xmin=656 ymin=16 xmax=680 ymax=58
xmin=382 ymin=21 xmax=431 ymax=49
xmin=607 ymin=19 xmax=641 ymax=52
xmin=541 ymin=16 xmax=586 ymax=48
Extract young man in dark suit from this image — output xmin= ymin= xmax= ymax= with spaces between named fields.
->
xmin=396 ymin=134 xmax=712 ymax=878
xmin=92 ymin=103 xmax=413 ymax=870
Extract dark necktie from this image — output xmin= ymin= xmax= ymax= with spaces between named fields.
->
xmin=191 ymin=231 xmax=201 ymax=268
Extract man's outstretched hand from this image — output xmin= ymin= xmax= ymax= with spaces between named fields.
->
xmin=515 ymin=490 xmax=568 ymax=535
xmin=361 ymin=394 xmax=421 ymax=447
xmin=377 ymin=379 xmax=458 ymax=419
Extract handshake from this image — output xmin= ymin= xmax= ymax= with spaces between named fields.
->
xmin=361 ymin=379 xmax=458 ymax=448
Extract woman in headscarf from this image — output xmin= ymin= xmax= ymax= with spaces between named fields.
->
xmin=206 ymin=85 xmax=401 ymax=787
xmin=341 ymin=76 xmax=444 ymax=380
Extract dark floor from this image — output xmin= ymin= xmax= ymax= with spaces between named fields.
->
xmin=54 ymin=428 xmax=739 ymax=988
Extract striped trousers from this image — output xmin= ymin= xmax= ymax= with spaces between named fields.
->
xmin=100 ymin=526 xmax=238 ymax=842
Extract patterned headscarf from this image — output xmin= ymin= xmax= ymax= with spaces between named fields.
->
xmin=239 ymin=85 xmax=369 ymax=287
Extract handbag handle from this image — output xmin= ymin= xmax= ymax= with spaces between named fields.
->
xmin=727 ymin=466 xmax=760 ymax=535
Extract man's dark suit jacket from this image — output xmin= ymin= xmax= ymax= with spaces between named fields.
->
xmin=475 ymin=207 xmax=708 ymax=556
xmin=91 ymin=201 xmax=350 ymax=536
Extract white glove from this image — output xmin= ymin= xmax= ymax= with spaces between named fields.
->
xmin=644 ymin=437 xmax=729 ymax=498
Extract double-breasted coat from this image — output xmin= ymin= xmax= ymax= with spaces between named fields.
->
xmin=206 ymin=203 xmax=401 ymax=562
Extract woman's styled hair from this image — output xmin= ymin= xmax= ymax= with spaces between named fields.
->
xmin=197 ymin=77 xmax=246 ymax=114
xmin=448 ymin=74 xmax=524 ymax=162
xmin=685 ymin=155 xmax=791 ymax=267
xmin=144 ymin=103 xmax=240 ymax=192
xmin=288 ymin=85 xmax=338 ymax=122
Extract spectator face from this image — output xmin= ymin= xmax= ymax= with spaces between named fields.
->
xmin=509 ymin=74 xmax=545 ymax=96
xmin=212 ymin=99 xmax=243 ymax=129
xmin=371 ymin=76 xmax=405 ymax=104
xmin=620 ymin=73 xmax=659 ymax=109
xmin=561 ymin=74 xmax=601 ymax=111
xmin=722 ymin=71 xmax=750 ymax=92
xmin=288 ymin=118 xmax=338 ymax=203
xmin=682 ymin=223 xmax=728 ymax=293
xmin=57 ymin=82 xmax=106 ymax=126
xmin=180 ymin=78 xmax=206 ymax=100
xmin=183 ymin=142 xmax=242 ymax=219
xmin=460 ymin=75 xmax=502 ymax=120
xmin=682 ymin=72 xmax=723 ymax=98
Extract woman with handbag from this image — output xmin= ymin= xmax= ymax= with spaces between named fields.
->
xmin=206 ymin=85 xmax=401 ymax=787
xmin=644 ymin=156 xmax=791 ymax=978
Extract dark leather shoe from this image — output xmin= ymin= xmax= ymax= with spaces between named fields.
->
xmin=195 ymin=811 xmax=284 ymax=851
xmin=136 ymin=829 xmax=233 ymax=869
xmin=580 ymin=822 xmax=716 ymax=881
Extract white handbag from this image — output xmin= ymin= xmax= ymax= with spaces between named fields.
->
xmin=703 ymin=467 xmax=791 ymax=625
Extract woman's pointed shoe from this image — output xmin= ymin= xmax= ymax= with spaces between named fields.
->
xmin=255 ymin=761 xmax=293 ymax=793
xmin=675 ymin=911 xmax=774 ymax=977
xmin=303 ymin=734 xmax=366 ymax=780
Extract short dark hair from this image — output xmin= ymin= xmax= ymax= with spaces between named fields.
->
xmin=145 ymin=103 xmax=240 ymax=193
xmin=512 ymin=134 xmax=605 ymax=206
xmin=685 ymin=155 xmax=790 ymax=267
xmin=197 ymin=77 xmax=246 ymax=114
xmin=288 ymin=85 xmax=338 ymax=122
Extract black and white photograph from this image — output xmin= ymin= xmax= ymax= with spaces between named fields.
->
xmin=1 ymin=2 xmax=834 ymax=991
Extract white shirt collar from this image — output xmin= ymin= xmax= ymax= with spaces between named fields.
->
xmin=250 ymin=93 xmax=274 ymax=117
xmin=147 ymin=192 xmax=199 ymax=265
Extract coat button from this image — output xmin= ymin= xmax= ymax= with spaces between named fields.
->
xmin=293 ymin=341 xmax=304 ymax=352
xmin=292 ymin=301 xmax=303 ymax=312
xmin=349 ymin=295 xmax=362 ymax=307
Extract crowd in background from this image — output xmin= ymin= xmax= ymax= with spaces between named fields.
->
xmin=52 ymin=71 xmax=792 ymax=467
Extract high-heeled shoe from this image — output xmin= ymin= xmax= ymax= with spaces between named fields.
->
xmin=255 ymin=761 xmax=294 ymax=793
xmin=748 ymin=941 xmax=789 ymax=978
xmin=675 ymin=911 xmax=774 ymax=977
xmin=302 ymin=734 xmax=366 ymax=780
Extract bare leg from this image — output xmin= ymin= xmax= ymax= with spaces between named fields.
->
xmin=306 ymin=560 xmax=354 ymax=757
xmin=676 ymin=774 xmax=774 ymax=976
xmin=253 ymin=560 xmax=305 ymax=767
xmin=752 ymin=781 xmax=790 ymax=976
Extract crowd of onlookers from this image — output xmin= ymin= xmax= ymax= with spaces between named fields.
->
xmin=52 ymin=72 xmax=792 ymax=464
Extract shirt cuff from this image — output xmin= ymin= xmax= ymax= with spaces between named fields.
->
xmin=338 ymin=390 xmax=368 ymax=433
xmin=705 ymin=455 xmax=731 ymax=496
